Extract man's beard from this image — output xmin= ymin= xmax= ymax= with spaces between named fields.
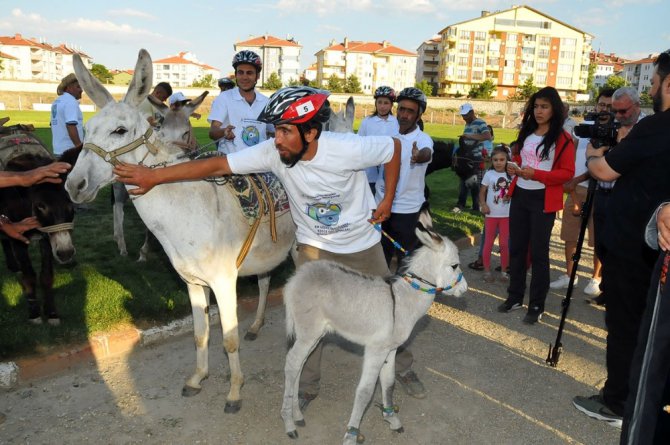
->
xmin=398 ymin=118 xmax=417 ymax=135
xmin=279 ymin=152 xmax=300 ymax=166
xmin=653 ymin=87 xmax=663 ymax=113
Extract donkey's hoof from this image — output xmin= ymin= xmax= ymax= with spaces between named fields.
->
xmin=295 ymin=419 xmax=306 ymax=427
xmin=244 ymin=331 xmax=258 ymax=341
xmin=392 ymin=427 xmax=404 ymax=434
xmin=181 ymin=385 xmax=201 ymax=397
xmin=287 ymin=430 xmax=298 ymax=439
xmin=47 ymin=318 xmax=61 ymax=326
xmin=224 ymin=400 xmax=241 ymax=413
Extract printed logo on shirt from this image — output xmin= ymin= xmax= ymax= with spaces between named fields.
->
xmin=493 ymin=176 xmax=511 ymax=204
xmin=242 ymin=125 xmax=261 ymax=146
xmin=306 ymin=202 xmax=341 ymax=226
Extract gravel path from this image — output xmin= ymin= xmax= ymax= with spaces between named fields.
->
xmin=0 ymin=222 xmax=621 ymax=444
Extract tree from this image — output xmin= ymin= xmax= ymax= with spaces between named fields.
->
xmin=512 ymin=76 xmax=539 ymax=100
xmin=467 ymin=79 xmax=497 ymax=99
xmin=325 ymin=74 xmax=344 ymax=93
xmin=586 ymin=62 xmax=597 ymax=97
xmin=415 ymin=80 xmax=434 ymax=97
xmin=261 ymin=72 xmax=282 ymax=90
xmin=286 ymin=77 xmax=301 ymax=87
xmin=344 ymin=75 xmax=362 ymax=94
xmin=603 ymin=75 xmax=627 ymax=92
xmin=91 ymin=63 xmax=113 ymax=84
xmin=191 ymin=74 xmax=215 ymax=88
xmin=640 ymin=88 xmax=653 ymax=107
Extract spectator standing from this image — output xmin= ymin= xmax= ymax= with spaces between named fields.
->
xmin=479 ymin=146 xmax=512 ymax=283
xmin=497 ymin=87 xmax=575 ymax=324
xmin=50 ymin=74 xmax=83 ymax=155
xmin=217 ymin=77 xmax=235 ymax=92
xmin=358 ymin=86 xmax=399 ymax=194
xmin=137 ymin=82 xmax=172 ymax=127
xmin=573 ymin=51 xmax=670 ymax=429
xmin=453 ymin=103 xmax=491 ymax=212
xmin=209 ymin=50 xmax=270 ymax=154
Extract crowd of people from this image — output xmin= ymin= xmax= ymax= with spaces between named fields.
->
xmin=5 ymin=45 xmax=669 ymax=441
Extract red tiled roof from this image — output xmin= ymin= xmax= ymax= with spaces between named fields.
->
xmin=0 ymin=51 xmax=17 ymax=60
xmin=154 ymin=53 xmax=218 ymax=71
xmin=237 ymin=35 xmax=301 ymax=47
xmin=324 ymin=40 xmax=415 ymax=57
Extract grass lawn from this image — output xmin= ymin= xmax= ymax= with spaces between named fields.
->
xmin=0 ymin=110 xmax=485 ymax=358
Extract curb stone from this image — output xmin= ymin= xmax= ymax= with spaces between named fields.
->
xmin=0 ymin=232 xmax=482 ymax=389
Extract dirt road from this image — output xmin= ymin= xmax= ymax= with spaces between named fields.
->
xmin=0 ymin=232 xmax=620 ymax=444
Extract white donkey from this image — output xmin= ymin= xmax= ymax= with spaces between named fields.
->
xmin=281 ymin=207 xmax=467 ymax=444
xmin=65 ymin=49 xmax=296 ymax=413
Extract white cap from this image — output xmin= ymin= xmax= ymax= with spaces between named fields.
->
xmin=459 ymin=103 xmax=473 ymax=115
xmin=168 ymin=92 xmax=188 ymax=105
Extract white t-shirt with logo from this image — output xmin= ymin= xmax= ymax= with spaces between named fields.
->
xmin=375 ymin=126 xmax=433 ymax=214
xmin=227 ymin=131 xmax=395 ymax=253
xmin=481 ymin=170 xmax=512 ymax=218
xmin=358 ymin=115 xmax=399 ymax=183
xmin=517 ymin=133 xmax=555 ymax=190
xmin=208 ymin=87 xmax=270 ymax=154
xmin=50 ymin=92 xmax=83 ymax=155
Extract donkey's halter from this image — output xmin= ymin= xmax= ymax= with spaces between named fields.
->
xmin=402 ymin=271 xmax=463 ymax=295
xmin=38 ymin=222 xmax=74 ymax=233
xmin=83 ymin=128 xmax=160 ymax=166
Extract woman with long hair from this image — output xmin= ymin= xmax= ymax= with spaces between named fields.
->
xmin=497 ymin=87 xmax=575 ymax=324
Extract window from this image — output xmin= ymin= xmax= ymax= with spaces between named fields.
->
xmin=472 ymin=71 xmax=484 ymax=80
xmin=474 ymin=45 xmax=485 ymax=54
xmin=459 ymin=57 xmax=469 ymax=65
xmin=488 ymin=58 xmax=500 ymax=66
xmin=505 ymin=47 xmax=517 ymax=56
xmin=522 ymin=47 xmax=535 ymax=56
xmin=458 ymin=43 xmax=470 ymax=52
xmin=163 ymin=65 xmax=169 ymax=70
xmin=557 ymin=76 xmax=572 ymax=86
xmin=507 ymin=33 xmax=518 ymax=43
xmin=535 ymin=74 xmax=547 ymax=84
xmin=460 ymin=30 xmax=471 ymax=39
xmin=560 ymin=38 xmax=576 ymax=47
xmin=537 ymin=49 xmax=549 ymax=58
xmin=536 ymin=61 xmax=548 ymax=71
xmin=538 ymin=36 xmax=551 ymax=46
xmin=504 ymin=59 xmax=515 ymax=68
xmin=522 ymin=60 xmax=534 ymax=69
xmin=560 ymin=51 xmax=575 ymax=59
xmin=457 ymin=69 xmax=468 ymax=78
xmin=473 ymin=57 xmax=484 ymax=67
xmin=474 ymin=31 xmax=487 ymax=41
xmin=558 ymin=63 xmax=573 ymax=72
xmin=503 ymin=73 xmax=515 ymax=83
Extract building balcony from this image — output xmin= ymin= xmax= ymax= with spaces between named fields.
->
xmin=486 ymin=64 xmax=499 ymax=71
xmin=424 ymin=49 xmax=439 ymax=56
xmin=424 ymin=60 xmax=439 ymax=66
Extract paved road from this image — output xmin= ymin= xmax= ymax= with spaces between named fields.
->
xmin=0 ymin=228 xmax=621 ymax=444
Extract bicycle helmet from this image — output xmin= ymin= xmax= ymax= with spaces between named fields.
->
xmin=218 ymin=77 xmax=235 ymax=89
xmin=257 ymin=86 xmax=331 ymax=126
xmin=397 ymin=87 xmax=427 ymax=114
xmin=232 ymin=50 xmax=262 ymax=72
xmin=373 ymin=86 xmax=396 ymax=102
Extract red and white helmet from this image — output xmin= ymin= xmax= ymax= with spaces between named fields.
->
xmin=257 ymin=87 xmax=331 ymax=125
xmin=374 ymin=86 xmax=396 ymax=102
xmin=232 ymin=50 xmax=262 ymax=72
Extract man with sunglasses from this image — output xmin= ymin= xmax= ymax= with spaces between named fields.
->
xmin=574 ymin=50 xmax=670 ymax=431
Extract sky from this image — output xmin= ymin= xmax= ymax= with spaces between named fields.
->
xmin=1 ymin=0 xmax=668 ymax=77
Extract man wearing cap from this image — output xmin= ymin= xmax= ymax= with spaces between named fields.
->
xmin=454 ymin=103 xmax=491 ymax=212
xmin=209 ymin=50 xmax=270 ymax=154
xmin=137 ymin=82 xmax=173 ymax=127
xmin=50 ymin=73 xmax=83 ymax=156
xmin=217 ymin=77 xmax=235 ymax=92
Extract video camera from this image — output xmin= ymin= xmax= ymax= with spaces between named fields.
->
xmin=573 ymin=111 xmax=620 ymax=148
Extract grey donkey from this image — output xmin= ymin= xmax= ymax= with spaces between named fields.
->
xmin=280 ymin=207 xmax=468 ymax=444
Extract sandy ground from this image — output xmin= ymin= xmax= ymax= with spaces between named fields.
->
xmin=0 ymin=222 xmax=621 ymax=445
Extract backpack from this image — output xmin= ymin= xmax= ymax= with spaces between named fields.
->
xmin=452 ymin=136 xmax=481 ymax=179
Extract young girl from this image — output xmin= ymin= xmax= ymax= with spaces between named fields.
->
xmin=497 ymin=87 xmax=575 ymax=324
xmin=358 ymin=86 xmax=399 ymax=194
xmin=479 ymin=147 xmax=512 ymax=283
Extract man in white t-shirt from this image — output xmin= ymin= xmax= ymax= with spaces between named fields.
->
xmin=376 ymin=87 xmax=433 ymax=267
xmin=114 ymin=86 xmax=433 ymax=407
xmin=208 ymin=50 xmax=271 ymax=154
xmin=50 ymin=73 xmax=83 ymax=156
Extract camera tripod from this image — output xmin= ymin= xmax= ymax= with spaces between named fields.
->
xmin=546 ymin=178 xmax=597 ymax=367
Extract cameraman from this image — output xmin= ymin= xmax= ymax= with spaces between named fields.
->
xmin=573 ymin=54 xmax=670 ymax=429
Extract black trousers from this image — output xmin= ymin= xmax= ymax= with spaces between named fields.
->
xmin=507 ymin=187 xmax=556 ymax=312
xmin=600 ymin=249 xmax=656 ymax=416
xmin=592 ymin=188 xmax=612 ymax=260
xmin=381 ymin=211 xmax=421 ymax=269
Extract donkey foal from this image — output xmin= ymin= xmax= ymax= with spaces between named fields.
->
xmin=281 ymin=209 xmax=467 ymax=444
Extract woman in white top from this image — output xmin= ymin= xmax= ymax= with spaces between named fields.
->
xmin=358 ymin=86 xmax=400 ymax=194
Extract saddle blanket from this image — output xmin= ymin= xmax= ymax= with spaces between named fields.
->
xmin=0 ymin=132 xmax=53 ymax=171
xmin=223 ymin=172 xmax=290 ymax=224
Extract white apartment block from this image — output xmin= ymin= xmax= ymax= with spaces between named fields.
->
xmin=437 ymin=6 xmax=592 ymax=99
xmin=591 ymin=51 xmax=628 ymax=90
xmin=235 ymin=35 xmax=302 ymax=86
xmin=622 ymin=55 xmax=657 ymax=96
xmin=416 ymin=36 xmax=441 ymax=94
xmin=153 ymin=52 xmax=220 ymax=88
xmin=0 ymin=34 xmax=93 ymax=82
xmin=315 ymin=38 xmax=417 ymax=94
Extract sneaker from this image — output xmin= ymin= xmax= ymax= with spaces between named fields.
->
xmin=468 ymin=259 xmax=484 ymax=271
xmin=573 ymin=394 xmax=622 ymax=428
xmin=452 ymin=206 xmax=462 ymax=213
xmin=395 ymin=370 xmax=426 ymax=399
xmin=499 ymin=272 xmax=510 ymax=282
xmin=298 ymin=392 xmax=317 ymax=412
xmin=583 ymin=278 xmax=602 ymax=296
xmin=522 ymin=306 xmax=543 ymax=324
xmin=550 ymin=274 xmax=577 ymax=289
xmin=497 ymin=299 xmax=522 ymax=313
xmin=586 ymin=294 xmax=606 ymax=307
xmin=483 ymin=273 xmax=496 ymax=283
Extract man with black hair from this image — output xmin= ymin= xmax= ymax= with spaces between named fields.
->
xmin=137 ymin=82 xmax=172 ymax=127
xmin=573 ymin=50 xmax=670 ymax=430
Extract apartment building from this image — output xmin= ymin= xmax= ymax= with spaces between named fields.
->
xmin=416 ymin=36 xmax=441 ymax=94
xmin=0 ymin=33 xmax=93 ymax=81
xmin=622 ymin=55 xmax=657 ymax=96
xmin=591 ymin=51 xmax=629 ymax=90
xmin=153 ymin=52 xmax=219 ymax=88
xmin=437 ymin=6 xmax=592 ymax=99
xmin=234 ymin=35 xmax=302 ymax=86
xmin=315 ymin=38 xmax=416 ymax=94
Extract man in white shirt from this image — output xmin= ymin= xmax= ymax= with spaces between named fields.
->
xmin=50 ymin=73 xmax=83 ymax=155
xmin=208 ymin=50 xmax=270 ymax=154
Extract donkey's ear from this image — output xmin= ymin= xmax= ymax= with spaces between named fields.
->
xmin=345 ymin=96 xmax=355 ymax=126
xmin=415 ymin=203 xmax=443 ymax=249
xmin=185 ymin=91 xmax=209 ymax=114
xmin=73 ymin=54 xmax=114 ymax=109
xmin=123 ymin=49 xmax=153 ymax=108
xmin=147 ymin=95 xmax=168 ymax=119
